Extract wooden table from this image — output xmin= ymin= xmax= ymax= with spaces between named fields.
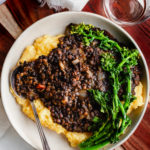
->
xmin=0 ymin=0 xmax=150 ymax=149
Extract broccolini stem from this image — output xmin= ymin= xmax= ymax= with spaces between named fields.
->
xmin=111 ymin=72 xmax=120 ymax=127
xmin=118 ymin=100 xmax=126 ymax=120
xmin=96 ymin=118 xmax=109 ymax=134
xmin=118 ymin=100 xmax=127 ymax=129
xmin=80 ymin=140 xmax=110 ymax=150
xmin=124 ymin=66 xmax=132 ymax=110
xmin=118 ymin=116 xmax=131 ymax=136
xmin=80 ymin=121 xmax=111 ymax=147
xmin=94 ymin=130 xmax=114 ymax=144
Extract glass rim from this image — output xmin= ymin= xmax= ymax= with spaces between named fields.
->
xmin=103 ymin=0 xmax=147 ymax=26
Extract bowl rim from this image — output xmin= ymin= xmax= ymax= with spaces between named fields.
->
xmin=1 ymin=11 xmax=149 ymax=150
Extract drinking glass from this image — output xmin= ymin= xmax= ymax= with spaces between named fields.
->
xmin=103 ymin=0 xmax=150 ymax=25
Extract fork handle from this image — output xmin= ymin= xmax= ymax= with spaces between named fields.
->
xmin=31 ymin=101 xmax=51 ymax=150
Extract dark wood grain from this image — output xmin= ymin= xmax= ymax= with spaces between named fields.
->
xmin=6 ymin=0 xmax=55 ymax=30
xmin=0 ymin=0 xmax=149 ymax=149
xmin=0 ymin=24 xmax=14 ymax=72
xmin=6 ymin=0 xmax=68 ymax=30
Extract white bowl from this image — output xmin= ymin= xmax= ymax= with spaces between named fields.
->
xmin=1 ymin=12 xmax=149 ymax=150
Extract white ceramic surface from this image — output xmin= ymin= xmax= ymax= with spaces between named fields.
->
xmin=1 ymin=12 xmax=149 ymax=150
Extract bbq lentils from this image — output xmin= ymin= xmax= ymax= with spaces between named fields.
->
xmin=14 ymin=26 xmax=140 ymax=132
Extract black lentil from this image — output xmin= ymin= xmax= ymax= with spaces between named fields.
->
xmin=14 ymin=26 xmax=141 ymax=132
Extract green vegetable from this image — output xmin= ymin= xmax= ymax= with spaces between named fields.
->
xmin=71 ymin=23 xmax=121 ymax=51
xmin=70 ymin=23 xmax=139 ymax=150
xmin=88 ymin=89 xmax=110 ymax=114
xmin=80 ymin=140 xmax=110 ymax=150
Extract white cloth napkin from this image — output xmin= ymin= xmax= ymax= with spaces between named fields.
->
xmin=46 ymin=0 xmax=89 ymax=11
xmin=0 ymin=98 xmax=10 ymax=138
xmin=0 ymin=79 xmax=10 ymax=138
xmin=0 ymin=83 xmax=33 ymax=150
